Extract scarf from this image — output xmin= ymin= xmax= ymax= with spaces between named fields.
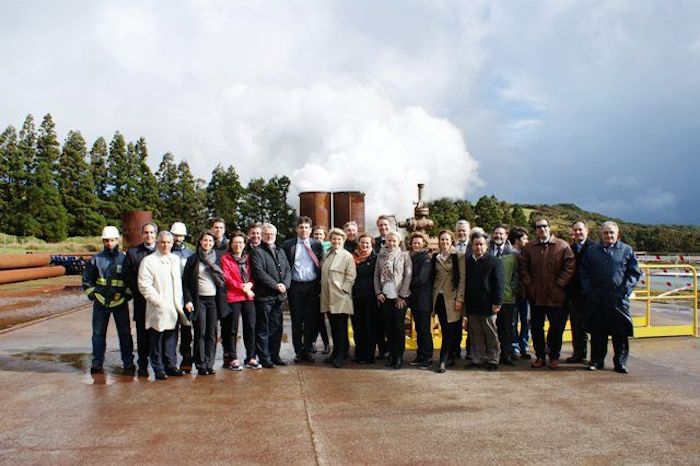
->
xmin=232 ymin=252 xmax=250 ymax=282
xmin=198 ymin=247 xmax=225 ymax=288
xmin=353 ymin=248 xmax=371 ymax=266
xmin=379 ymin=247 xmax=399 ymax=285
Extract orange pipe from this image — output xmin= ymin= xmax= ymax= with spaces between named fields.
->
xmin=0 ymin=254 xmax=52 ymax=270
xmin=0 ymin=266 xmax=66 ymax=285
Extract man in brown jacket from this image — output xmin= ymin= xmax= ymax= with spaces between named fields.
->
xmin=520 ymin=218 xmax=575 ymax=369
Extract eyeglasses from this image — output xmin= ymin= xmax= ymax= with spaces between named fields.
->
xmin=535 ymin=224 xmax=549 ymax=229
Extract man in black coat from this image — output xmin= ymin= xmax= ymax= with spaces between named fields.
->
xmin=251 ymin=223 xmax=292 ymax=368
xmin=211 ymin=217 xmax=228 ymax=257
xmin=465 ymin=231 xmax=505 ymax=371
xmin=565 ymin=221 xmax=595 ymax=363
xmin=281 ymin=216 xmax=324 ymax=363
xmin=580 ymin=221 xmax=641 ymax=374
xmin=123 ymin=222 xmax=158 ymax=377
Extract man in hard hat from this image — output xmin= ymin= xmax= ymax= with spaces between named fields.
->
xmin=123 ymin=222 xmax=158 ymax=377
xmin=171 ymin=221 xmax=195 ymax=373
xmin=82 ymin=226 xmax=135 ymax=375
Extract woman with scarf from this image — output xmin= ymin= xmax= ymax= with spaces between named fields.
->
xmin=431 ymin=230 xmax=466 ymax=373
xmin=320 ymin=228 xmax=357 ymax=368
xmin=221 ymin=231 xmax=260 ymax=370
xmin=183 ymin=231 xmax=227 ymax=375
xmin=351 ymin=233 xmax=378 ymax=364
xmin=373 ymin=232 xmax=412 ymax=369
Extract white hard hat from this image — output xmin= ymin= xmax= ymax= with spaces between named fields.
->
xmin=171 ymin=222 xmax=187 ymax=236
xmin=101 ymin=226 xmax=120 ymax=239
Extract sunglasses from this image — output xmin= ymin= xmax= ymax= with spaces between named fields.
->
xmin=535 ymin=224 xmax=549 ymax=229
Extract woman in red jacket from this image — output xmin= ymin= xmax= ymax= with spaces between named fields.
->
xmin=221 ymin=231 xmax=260 ymax=370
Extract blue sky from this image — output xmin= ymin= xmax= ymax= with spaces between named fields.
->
xmin=1 ymin=1 xmax=699 ymax=224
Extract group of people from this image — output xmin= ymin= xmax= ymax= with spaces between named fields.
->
xmin=83 ymin=212 xmax=642 ymax=380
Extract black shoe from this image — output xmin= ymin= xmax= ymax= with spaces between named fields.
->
xmin=207 ymin=368 xmax=216 ymax=375
xmin=322 ymin=344 xmax=331 ymax=355
xmin=393 ymin=359 xmax=403 ymax=370
xmin=588 ymin=361 xmax=604 ymax=371
xmin=261 ymin=361 xmax=275 ymax=369
xmin=301 ymin=352 xmax=315 ymax=363
xmin=137 ymin=367 xmax=149 ymax=377
xmin=409 ymin=358 xmax=422 ymax=366
xmin=466 ymin=362 xmax=481 ymax=369
xmin=90 ymin=366 xmax=103 ymax=374
xmin=446 ymin=357 xmax=455 ymax=367
xmin=385 ymin=356 xmax=394 ymax=367
xmin=501 ymin=357 xmax=515 ymax=366
xmin=486 ymin=363 xmax=498 ymax=371
xmin=324 ymin=355 xmax=336 ymax=364
xmin=271 ymin=359 xmax=287 ymax=366
xmin=566 ymin=354 xmax=586 ymax=364
xmin=310 ymin=343 xmax=318 ymax=354
xmin=294 ymin=354 xmax=303 ymax=363
xmin=419 ymin=360 xmax=432 ymax=370
xmin=614 ymin=365 xmax=628 ymax=374
xmin=180 ymin=362 xmax=192 ymax=374
xmin=122 ymin=365 xmax=136 ymax=376
xmin=333 ymin=360 xmax=343 ymax=369
xmin=166 ymin=367 xmax=184 ymax=377
xmin=155 ymin=371 xmax=168 ymax=380
xmin=521 ymin=352 xmax=532 ymax=360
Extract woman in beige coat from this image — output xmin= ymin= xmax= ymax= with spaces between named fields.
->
xmin=321 ymin=228 xmax=357 ymax=368
xmin=374 ymin=232 xmax=412 ymax=369
xmin=431 ymin=230 xmax=465 ymax=373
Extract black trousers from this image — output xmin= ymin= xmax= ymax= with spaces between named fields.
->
xmin=193 ymin=296 xmax=218 ymax=371
xmin=412 ymin=310 xmax=433 ymax=362
xmin=375 ymin=300 xmax=388 ymax=358
xmin=328 ymin=313 xmax=349 ymax=364
xmin=496 ymin=304 xmax=515 ymax=360
xmin=591 ymin=333 xmax=629 ymax=368
xmin=435 ymin=294 xmax=461 ymax=363
xmin=565 ymin=296 xmax=589 ymax=357
xmin=179 ymin=321 xmax=193 ymax=365
xmin=148 ymin=328 xmax=177 ymax=372
xmin=221 ymin=301 xmax=256 ymax=361
xmin=351 ymin=297 xmax=377 ymax=363
xmin=315 ymin=313 xmax=330 ymax=346
xmin=254 ymin=299 xmax=283 ymax=363
xmin=531 ymin=305 xmax=567 ymax=360
xmin=133 ymin=297 xmax=150 ymax=370
xmin=381 ymin=299 xmax=407 ymax=361
xmin=288 ymin=281 xmax=320 ymax=355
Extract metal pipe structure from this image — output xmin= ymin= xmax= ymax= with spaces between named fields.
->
xmin=0 ymin=266 xmax=66 ymax=285
xmin=299 ymin=192 xmax=332 ymax=229
xmin=0 ymin=254 xmax=52 ymax=270
xmin=332 ymin=191 xmax=366 ymax=231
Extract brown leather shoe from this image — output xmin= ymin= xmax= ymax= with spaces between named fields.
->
xmin=531 ymin=358 xmax=546 ymax=368
xmin=548 ymin=359 xmax=559 ymax=369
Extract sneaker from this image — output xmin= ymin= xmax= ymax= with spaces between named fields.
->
xmin=419 ymin=360 xmax=432 ymax=370
xmin=409 ymin=358 xmax=422 ymax=366
xmin=229 ymin=360 xmax=243 ymax=371
xmin=245 ymin=359 xmax=262 ymax=370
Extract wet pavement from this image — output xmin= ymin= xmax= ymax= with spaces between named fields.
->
xmin=0 ymin=298 xmax=700 ymax=464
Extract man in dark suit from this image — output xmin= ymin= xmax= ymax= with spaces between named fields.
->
xmin=123 ymin=222 xmax=158 ymax=377
xmin=281 ymin=216 xmax=324 ymax=363
xmin=565 ymin=221 xmax=595 ymax=363
xmin=251 ymin=223 xmax=292 ymax=368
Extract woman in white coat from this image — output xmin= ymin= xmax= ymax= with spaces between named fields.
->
xmin=320 ymin=228 xmax=357 ymax=368
xmin=138 ymin=231 xmax=190 ymax=380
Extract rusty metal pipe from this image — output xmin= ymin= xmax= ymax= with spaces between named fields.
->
xmin=0 ymin=266 xmax=67 ymax=285
xmin=0 ymin=254 xmax=52 ymax=270
xmin=299 ymin=192 xmax=332 ymax=230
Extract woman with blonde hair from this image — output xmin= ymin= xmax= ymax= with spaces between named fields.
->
xmin=320 ymin=228 xmax=357 ymax=368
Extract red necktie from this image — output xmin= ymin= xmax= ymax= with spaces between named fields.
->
xmin=303 ymin=241 xmax=320 ymax=268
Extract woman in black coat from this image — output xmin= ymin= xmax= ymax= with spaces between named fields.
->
xmin=407 ymin=232 xmax=433 ymax=369
xmin=182 ymin=231 xmax=227 ymax=375
xmin=351 ymin=233 xmax=378 ymax=364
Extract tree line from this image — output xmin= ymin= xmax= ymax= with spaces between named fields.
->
xmin=0 ymin=114 xmax=296 ymax=243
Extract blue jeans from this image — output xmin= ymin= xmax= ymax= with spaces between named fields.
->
xmin=91 ymin=303 xmax=133 ymax=369
xmin=511 ymin=298 xmax=530 ymax=354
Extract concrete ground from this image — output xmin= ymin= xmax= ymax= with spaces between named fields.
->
xmin=0 ymin=304 xmax=699 ymax=465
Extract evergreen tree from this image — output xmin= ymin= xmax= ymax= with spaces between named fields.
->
xmin=177 ymin=160 xmax=208 ymax=235
xmin=474 ymin=195 xmax=503 ymax=232
xmin=58 ymin=131 xmax=105 ymax=236
xmin=206 ymin=164 xmax=245 ymax=228
xmin=0 ymin=126 xmax=18 ymax=230
xmin=426 ymin=198 xmax=461 ymax=236
xmin=5 ymin=115 xmax=39 ymax=236
xmin=104 ymin=131 xmax=129 ymax=223
xmin=25 ymin=114 xmax=69 ymax=241
xmin=156 ymin=152 xmax=179 ymax=226
xmin=90 ymin=137 xmax=109 ymax=198
xmin=512 ymin=205 xmax=527 ymax=227
xmin=36 ymin=114 xmax=61 ymax=177
xmin=454 ymin=200 xmax=475 ymax=224
xmin=264 ymin=176 xmax=296 ymax=240
xmin=134 ymin=137 xmax=160 ymax=215
xmin=501 ymin=205 xmax=513 ymax=226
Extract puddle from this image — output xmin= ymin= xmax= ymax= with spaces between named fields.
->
xmin=10 ymin=350 xmax=90 ymax=370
